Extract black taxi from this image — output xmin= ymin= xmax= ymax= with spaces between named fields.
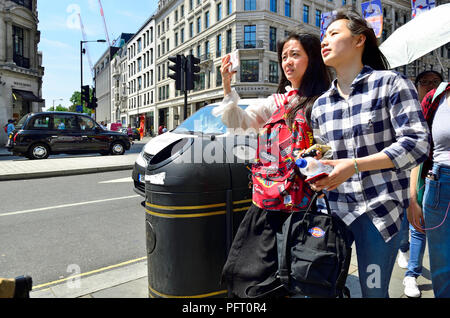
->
xmin=7 ymin=112 xmax=131 ymax=159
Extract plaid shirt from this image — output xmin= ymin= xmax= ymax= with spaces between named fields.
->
xmin=311 ymin=66 xmax=430 ymax=242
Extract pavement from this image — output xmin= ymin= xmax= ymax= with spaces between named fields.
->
xmin=0 ymin=138 xmax=435 ymax=299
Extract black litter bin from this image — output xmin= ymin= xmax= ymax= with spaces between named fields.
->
xmin=145 ymin=135 xmax=255 ymax=298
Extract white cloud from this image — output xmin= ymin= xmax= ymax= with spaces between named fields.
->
xmin=87 ymin=0 xmax=97 ymax=12
xmin=40 ymin=38 xmax=72 ymax=50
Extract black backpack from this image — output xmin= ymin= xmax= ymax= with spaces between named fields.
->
xmin=246 ymin=192 xmax=353 ymax=298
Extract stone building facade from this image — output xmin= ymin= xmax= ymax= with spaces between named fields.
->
xmin=0 ymin=0 xmax=44 ymax=144
xmin=104 ymin=0 xmax=449 ymax=134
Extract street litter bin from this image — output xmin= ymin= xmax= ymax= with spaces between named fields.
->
xmin=145 ymin=135 xmax=255 ymax=298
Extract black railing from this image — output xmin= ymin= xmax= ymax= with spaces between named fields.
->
xmin=236 ymin=40 xmax=264 ymax=49
xmin=11 ymin=0 xmax=32 ymax=10
xmin=200 ymin=53 xmax=211 ymax=62
xmin=13 ymin=54 xmax=30 ymax=69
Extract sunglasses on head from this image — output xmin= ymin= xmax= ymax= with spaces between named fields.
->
xmin=419 ymin=79 xmax=441 ymax=86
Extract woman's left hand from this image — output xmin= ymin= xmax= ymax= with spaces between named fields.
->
xmin=311 ymin=159 xmax=355 ymax=191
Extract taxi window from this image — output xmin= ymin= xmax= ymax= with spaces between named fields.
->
xmin=78 ymin=116 xmax=96 ymax=131
xmin=53 ymin=114 xmax=78 ymax=131
xmin=29 ymin=116 xmax=51 ymax=130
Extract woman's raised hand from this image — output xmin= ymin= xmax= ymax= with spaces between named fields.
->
xmin=221 ymin=54 xmax=235 ymax=95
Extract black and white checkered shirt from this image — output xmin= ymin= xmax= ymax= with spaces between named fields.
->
xmin=311 ymin=66 xmax=430 ymax=242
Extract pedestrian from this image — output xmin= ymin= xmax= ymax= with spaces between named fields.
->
xmin=399 ymin=70 xmax=443 ymax=298
xmin=410 ymin=80 xmax=450 ymax=298
xmin=5 ymin=119 xmax=15 ymax=147
xmin=310 ymin=8 xmax=430 ymax=298
xmin=158 ymin=125 xmax=163 ymax=135
xmin=213 ymin=32 xmax=331 ymax=297
xmin=139 ymin=125 xmax=144 ymax=140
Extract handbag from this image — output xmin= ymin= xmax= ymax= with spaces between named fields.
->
xmin=245 ymin=192 xmax=353 ymax=298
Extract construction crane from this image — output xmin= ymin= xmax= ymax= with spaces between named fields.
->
xmin=78 ymin=13 xmax=95 ymax=78
xmin=98 ymin=0 xmax=111 ymax=46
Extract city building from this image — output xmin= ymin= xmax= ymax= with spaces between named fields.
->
xmin=105 ymin=0 xmax=449 ymax=134
xmin=0 ymin=0 xmax=44 ymax=144
xmin=94 ymin=33 xmax=133 ymax=125
xmin=126 ymin=17 xmax=157 ymax=135
xmin=110 ymin=33 xmax=135 ymax=125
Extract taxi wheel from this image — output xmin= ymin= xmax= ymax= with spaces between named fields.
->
xmin=110 ymin=141 xmax=125 ymax=155
xmin=28 ymin=143 xmax=50 ymax=160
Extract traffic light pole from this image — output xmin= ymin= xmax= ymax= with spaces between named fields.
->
xmin=183 ymin=57 xmax=188 ymax=120
xmin=80 ymin=41 xmax=84 ymax=108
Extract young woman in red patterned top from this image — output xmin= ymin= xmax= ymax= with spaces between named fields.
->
xmin=213 ymin=33 xmax=331 ymax=297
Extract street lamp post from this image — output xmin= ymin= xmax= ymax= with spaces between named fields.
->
xmin=52 ymin=98 xmax=63 ymax=110
xmin=80 ymin=39 xmax=106 ymax=107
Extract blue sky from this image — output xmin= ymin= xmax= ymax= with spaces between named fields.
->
xmin=37 ymin=0 xmax=158 ymax=109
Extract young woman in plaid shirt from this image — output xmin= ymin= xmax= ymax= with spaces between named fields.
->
xmin=214 ymin=33 xmax=331 ymax=297
xmin=310 ymin=8 xmax=430 ymax=297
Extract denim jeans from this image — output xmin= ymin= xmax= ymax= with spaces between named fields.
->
xmin=349 ymin=213 xmax=402 ymax=298
xmin=398 ymin=214 xmax=427 ymax=278
xmin=423 ymin=163 xmax=450 ymax=298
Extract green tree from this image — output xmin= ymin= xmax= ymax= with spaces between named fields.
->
xmin=48 ymin=105 xmax=69 ymax=112
xmin=69 ymin=90 xmax=93 ymax=114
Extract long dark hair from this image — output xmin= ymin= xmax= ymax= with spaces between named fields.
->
xmin=328 ymin=7 xmax=390 ymax=70
xmin=277 ymin=33 xmax=331 ymax=127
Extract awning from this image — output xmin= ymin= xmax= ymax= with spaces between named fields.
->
xmin=12 ymin=89 xmax=44 ymax=102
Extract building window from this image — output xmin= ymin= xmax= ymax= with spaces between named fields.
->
xmin=303 ymin=5 xmax=310 ymax=24
xmin=13 ymin=26 xmax=29 ymax=69
xmin=244 ymin=0 xmax=256 ymax=11
xmin=205 ymin=11 xmax=210 ymax=29
xmin=216 ymin=34 xmax=222 ymax=57
xmin=11 ymin=0 xmax=32 ymax=10
xmin=269 ymin=61 xmax=279 ymax=83
xmin=244 ymin=25 xmax=256 ymax=48
xmin=216 ymin=66 xmax=222 ymax=86
xmin=175 ymin=32 xmax=179 ymax=47
xmin=12 ymin=26 xmax=24 ymax=57
xmin=285 ymin=0 xmax=291 ymax=17
xmin=226 ymin=29 xmax=232 ymax=53
xmin=197 ymin=16 xmax=201 ymax=33
xmin=205 ymin=41 xmax=210 ymax=58
xmin=181 ymin=28 xmax=185 ymax=43
xmin=315 ymin=9 xmax=322 ymax=27
xmin=217 ymin=3 xmax=222 ymax=21
xmin=189 ymin=22 xmax=194 ymax=38
xmin=227 ymin=0 xmax=232 ymax=15
xmin=269 ymin=27 xmax=277 ymax=52
xmin=270 ymin=0 xmax=277 ymax=13
xmin=241 ymin=60 xmax=259 ymax=82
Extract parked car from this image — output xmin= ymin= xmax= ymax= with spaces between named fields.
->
xmin=119 ymin=127 xmax=140 ymax=141
xmin=7 ymin=112 xmax=132 ymax=159
xmin=132 ymin=100 xmax=260 ymax=197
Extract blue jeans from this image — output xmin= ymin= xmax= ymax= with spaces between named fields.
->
xmin=423 ymin=163 xmax=450 ymax=298
xmin=349 ymin=213 xmax=402 ymax=298
xmin=398 ymin=214 xmax=427 ymax=278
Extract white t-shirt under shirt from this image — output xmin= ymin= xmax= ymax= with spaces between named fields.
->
xmin=432 ymin=91 xmax=450 ymax=165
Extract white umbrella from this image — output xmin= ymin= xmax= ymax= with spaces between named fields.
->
xmin=379 ymin=3 xmax=450 ymax=69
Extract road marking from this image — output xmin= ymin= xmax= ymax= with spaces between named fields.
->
xmin=0 ymin=195 xmax=140 ymax=218
xmin=32 ymin=256 xmax=147 ymax=291
xmin=99 ymin=177 xmax=133 ymax=184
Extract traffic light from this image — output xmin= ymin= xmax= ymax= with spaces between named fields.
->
xmin=185 ymin=54 xmax=200 ymax=91
xmin=87 ymin=87 xmax=97 ymax=109
xmin=81 ymin=85 xmax=90 ymax=106
xmin=168 ymin=55 xmax=185 ymax=91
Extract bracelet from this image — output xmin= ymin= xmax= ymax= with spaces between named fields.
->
xmin=353 ymin=158 xmax=360 ymax=174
